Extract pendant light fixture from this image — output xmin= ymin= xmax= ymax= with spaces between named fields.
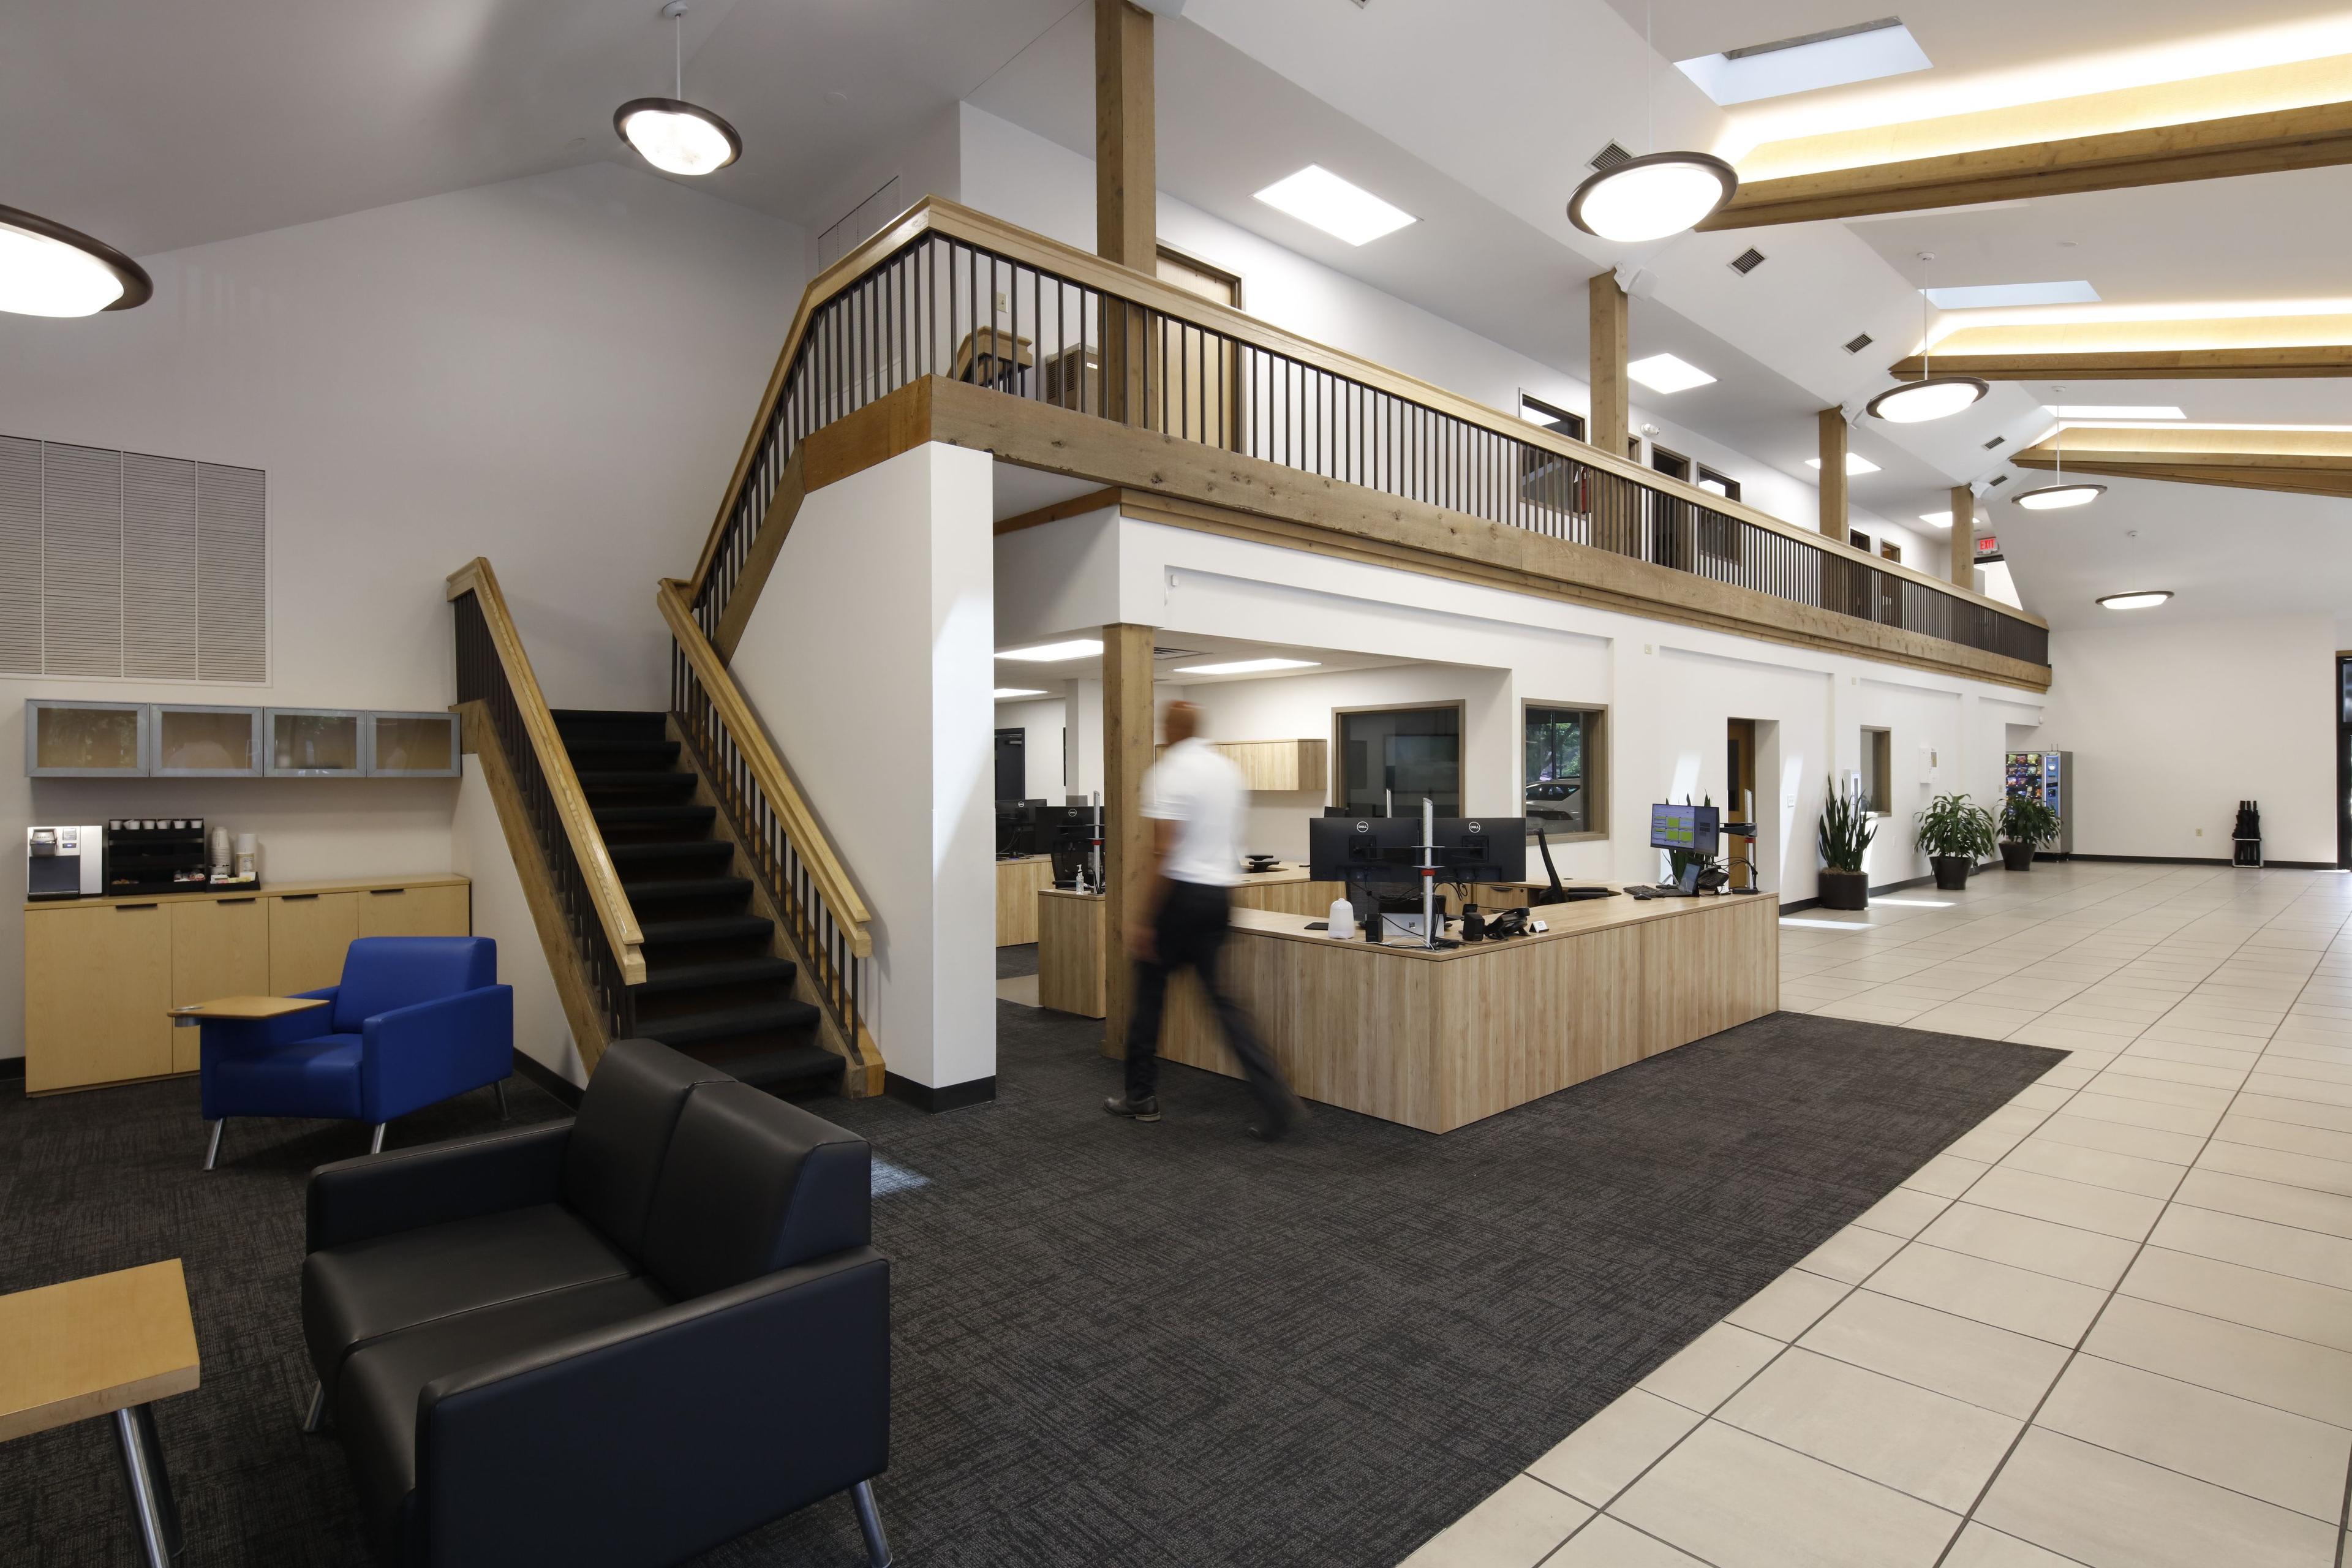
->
xmin=0 ymin=203 xmax=151 ymax=317
xmin=614 ymin=2 xmax=741 ymax=178
xmin=1567 ymin=2 xmax=1737 ymax=243
xmin=1866 ymin=252 xmax=1988 ymax=423
xmin=2013 ymin=411 xmax=2105 ymax=510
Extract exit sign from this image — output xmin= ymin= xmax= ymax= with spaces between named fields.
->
xmin=1973 ymin=534 xmax=2005 ymax=564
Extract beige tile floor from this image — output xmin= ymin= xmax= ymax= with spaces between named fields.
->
xmin=1403 ymin=863 xmax=2352 ymax=1568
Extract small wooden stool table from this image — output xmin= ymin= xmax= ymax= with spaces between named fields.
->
xmin=0 ymin=1259 xmax=200 ymax=1565
xmin=168 ymin=997 xmax=330 ymax=1169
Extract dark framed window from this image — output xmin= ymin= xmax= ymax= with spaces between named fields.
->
xmin=1849 ymin=529 xmax=1871 ymax=551
xmin=1336 ymin=704 xmax=1461 ymax=816
xmin=1649 ymin=444 xmax=1691 ymax=481
xmin=1524 ymin=704 xmax=1604 ymax=837
xmin=1517 ymin=393 xmax=1586 ymax=442
xmin=1695 ymin=465 xmax=1741 ymax=502
xmin=1861 ymin=727 xmax=1893 ymax=815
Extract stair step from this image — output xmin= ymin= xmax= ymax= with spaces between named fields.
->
xmin=616 ymin=870 xmax=752 ymax=907
xmin=576 ymin=770 xmax=697 ymax=797
xmin=593 ymin=805 xmax=717 ymax=831
xmin=639 ymin=913 xmax=774 ymax=947
xmin=638 ymin=999 xmax=823 ymax=1049
xmin=552 ymin=708 xmax=668 ymax=727
xmin=609 ymin=841 xmax=734 ymax=875
xmin=694 ymin=1042 xmax=844 ymax=1095
xmin=639 ymin=956 xmax=798 ymax=996
xmin=562 ymin=737 xmax=680 ymax=764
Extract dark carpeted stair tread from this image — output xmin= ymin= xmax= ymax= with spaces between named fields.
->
xmin=638 ymin=956 xmax=799 ymax=995
xmin=608 ymin=840 xmax=734 ymax=871
xmin=562 ymin=738 xmax=680 ymax=763
xmin=592 ymin=804 xmax=717 ymax=829
xmin=638 ymin=1000 xmax=823 ymax=1049
xmin=627 ymin=880 xmax=756 ymax=910
xmin=692 ymin=1042 xmax=843 ymax=1093
xmin=575 ymin=770 xmax=698 ymax=796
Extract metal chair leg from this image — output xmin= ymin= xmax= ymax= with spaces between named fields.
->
xmin=368 ymin=1123 xmax=386 ymax=1155
xmin=850 ymin=1480 xmax=891 ymax=1567
xmin=201 ymin=1120 xmax=223 ymax=1172
xmin=494 ymin=1080 xmax=509 ymax=1120
xmin=113 ymin=1404 xmax=180 ymax=1566
xmin=301 ymin=1381 xmax=327 ymax=1434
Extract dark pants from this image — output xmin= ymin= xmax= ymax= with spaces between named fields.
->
xmin=1125 ymin=880 xmax=1291 ymax=1120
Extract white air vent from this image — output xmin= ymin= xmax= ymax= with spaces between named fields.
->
xmin=1728 ymin=247 xmax=1766 ymax=275
xmin=1983 ymin=435 xmax=2007 ymax=450
xmin=1843 ymin=333 xmax=1874 ymax=354
xmin=1589 ymin=142 xmax=1634 ymax=172
xmin=0 ymin=434 xmax=268 ymax=682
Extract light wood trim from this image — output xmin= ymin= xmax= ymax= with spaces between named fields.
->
xmin=24 ymin=873 xmax=470 ymax=913
xmin=458 ymin=701 xmax=614 ymax=1076
xmin=655 ymin=578 xmax=873 ymax=954
xmin=2012 ymin=426 xmax=2352 ymax=499
xmin=1211 ymin=738 xmax=1327 ymax=793
xmin=1948 ymin=486 xmax=1975 ymax=588
xmin=1896 ymin=312 xmax=2352 ymax=380
xmin=996 ymin=855 xmax=1054 ymax=946
xmin=167 ymin=996 xmax=325 ymax=1021
xmin=1095 ymin=0 xmax=1155 ymax=270
xmin=1588 ymin=271 xmax=1628 ymax=453
xmin=0 ymin=1260 xmax=199 ymax=1444
xmin=1893 ymin=347 xmax=2352 ymax=381
xmin=446 ymin=558 xmax=644 ymax=984
xmin=1038 ymin=888 xmax=1107 ymax=1018
xmin=690 ymin=197 xmax=2033 ymax=628
xmin=1714 ymin=66 xmax=2352 ymax=228
xmin=1818 ymin=409 xmax=1849 ymax=540
xmin=1101 ymin=622 xmax=1155 ymax=1052
xmin=996 ymin=484 xmax=1125 ymax=537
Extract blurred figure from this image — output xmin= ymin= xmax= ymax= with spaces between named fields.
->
xmin=1104 ymin=700 xmax=1297 ymax=1139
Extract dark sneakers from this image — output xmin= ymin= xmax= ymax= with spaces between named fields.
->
xmin=1102 ymin=1095 xmax=1161 ymax=1123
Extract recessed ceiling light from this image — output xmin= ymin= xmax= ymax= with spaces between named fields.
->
xmin=1172 ymin=658 xmax=1323 ymax=676
xmin=1253 ymin=165 xmax=1417 ymax=246
xmin=1676 ymin=19 xmax=1931 ymax=106
xmin=0 ymin=203 xmax=151 ymax=317
xmin=2097 ymin=591 xmax=2173 ymax=610
xmin=2051 ymin=404 xmax=2187 ymax=420
xmin=2013 ymin=483 xmax=2105 ymax=510
xmin=1627 ymin=353 xmax=1717 ymax=394
xmin=615 ymin=5 xmax=742 ymax=177
xmin=993 ymin=687 xmax=1047 ymax=699
xmin=1919 ymin=510 xmax=1953 ymax=526
xmin=1806 ymin=453 xmax=1882 ymax=475
xmin=997 ymin=639 xmax=1104 ymax=663
xmin=1924 ymin=281 xmax=2101 ymax=309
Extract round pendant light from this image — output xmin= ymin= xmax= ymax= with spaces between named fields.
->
xmin=1566 ymin=2 xmax=1736 ymax=244
xmin=1869 ymin=252 xmax=1986 ymax=424
xmin=0 ymin=203 xmax=151 ymax=317
xmin=616 ymin=3 xmax=741 ymax=177
xmin=2013 ymin=410 xmax=2104 ymax=510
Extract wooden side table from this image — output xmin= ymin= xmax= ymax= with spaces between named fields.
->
xmin=0 ymin=1259 xmax=200 ymax=1565
xmin=168 ymin=997 xmax=329 ymax=1170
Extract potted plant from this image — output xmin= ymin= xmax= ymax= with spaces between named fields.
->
xmin=1815 ymin=779 xmax=1875 ymax=910
xmin=1997 ymin=794 xmax=2060 ymax=872
xmin=1915 ymin=792 xmax=1997 ymax=891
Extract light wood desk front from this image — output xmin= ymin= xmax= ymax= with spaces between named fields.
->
xmin=1155 ymin=890 xmax=1779 ymax=1134
xmin=995 ymin=856 xmax=1055 ymax=946
xmin=1033 ymin=865 xmax=1346 ymax=1018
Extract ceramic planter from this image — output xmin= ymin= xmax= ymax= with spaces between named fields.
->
xmin=1817 ymin=868 xmax=1868 ymax=910
xmin=1931 ymin=855 xmax=1973 ymax=891
xmin=1999 ymin=841 xmax=2035 ymax=872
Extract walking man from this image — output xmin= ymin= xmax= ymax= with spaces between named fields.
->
xmin=1104 ymin=700 xmax=1298 ymax=1138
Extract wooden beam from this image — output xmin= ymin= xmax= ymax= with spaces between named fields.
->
xmin=1818 ymin=409 xmax=1848 ymax=541
xmin=1101 ymin=623 xmax=1156 ymax=1056
xmin=1588 ymin=271 xmax=1628 ymax=454
xmin=1709 ymin=57 xmax=2352 ymax=229
xmin=1948 ymin=486 xmax=1975 ymax=589
xmin=2011 ymin=426 xmax=2352 ymax=500
xmin=1891 ymin=345 xmax=2352 ymax=381
xmin=1095 ymin=0 xmax=1155 ymax=270
xmin=1893 ymin=313 xmax=2352 ymax=381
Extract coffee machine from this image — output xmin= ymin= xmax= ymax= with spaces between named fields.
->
xmin=27 ymin=824 xmax=105 ymax=900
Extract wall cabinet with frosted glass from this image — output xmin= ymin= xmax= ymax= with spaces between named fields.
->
xmin=23 ymin=701 xmax=459 ymax=779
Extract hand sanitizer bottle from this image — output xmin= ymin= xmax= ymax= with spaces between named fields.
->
xmin=1327 ymin=895 xmax=1354 ymax=941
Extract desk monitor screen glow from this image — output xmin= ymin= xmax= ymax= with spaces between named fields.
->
xmin=1649 ymin=803 xmax=1720 ymax=856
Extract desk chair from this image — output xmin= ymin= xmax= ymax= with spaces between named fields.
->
xmin=198 ymin=936 xmax=513 ymax=1170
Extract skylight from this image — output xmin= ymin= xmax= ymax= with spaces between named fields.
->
xmin=1676 ymin=18 xmax=1930 ymax=107
xmin=1924 ymin=281 xmax=2101 ymax=309
xmin=1806 ymin=453 xmax=1882 ymax=475
xmin=2051 ymin=405 xmax=2186 ymax=420
xmin=1626 ymin=353 xmax=1717 ymax=394
xmin=1253 ymin=165 xmax=1417 ymax=246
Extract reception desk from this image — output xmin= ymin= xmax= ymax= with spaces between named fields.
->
xmin=1156 ymin=890 xmax=1778 ymax=1134
xmin=1036 ymin=865 xmax=1346 ymax=1018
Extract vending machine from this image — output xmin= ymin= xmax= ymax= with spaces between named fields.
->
xmin=2003 ymin=750 xmax=2073 ymax=858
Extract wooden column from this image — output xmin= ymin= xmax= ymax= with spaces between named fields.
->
xmin=1817 ymin=408 xmax=1849 ymax=540
xmin=1095 ymin=0 xmax=1155 ymax=270
xmin=1948 ymin=484 xmax=1976 ymax=587
xmin=1101 ymin=622 xmax=1155 ymax=1056
xmin=1588 ymin=271 xmax=1629 ymax=454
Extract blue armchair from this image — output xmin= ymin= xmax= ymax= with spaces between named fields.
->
xmin=200 ymin=936 xmax=514 ymax=1170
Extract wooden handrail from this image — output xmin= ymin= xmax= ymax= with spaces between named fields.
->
xmin=445 ymin=557 xmax=646 ymax=984
xmin=691 ymin=195 xmax=2044 ymax=631
xmin=656 ymin=578 xmax=872 ymax=956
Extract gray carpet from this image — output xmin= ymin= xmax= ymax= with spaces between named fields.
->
xmin=0 ymin=1006 xmax=2059 ymax=1567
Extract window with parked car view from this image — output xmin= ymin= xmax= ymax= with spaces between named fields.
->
xmin=1524 ymin=705 xmax=1600 ymax=835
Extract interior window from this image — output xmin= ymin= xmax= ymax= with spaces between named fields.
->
xmin=1524 ymin=706 xmax=1600 ymax=836
xmin=1339 ymin=707 xmax=1461 ymax=816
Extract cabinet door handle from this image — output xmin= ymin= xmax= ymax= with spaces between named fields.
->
xmin=116 ymin=903 xmax=159 ymax=911
xmin=219 ymin=897 xmax=257 ymax=905
xmin=281 ymin=894 xmax=318 ymax=902
xmin=369 ymin=888 xmax=406 ymax=895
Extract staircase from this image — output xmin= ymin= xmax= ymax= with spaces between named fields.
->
xmin=556 ymin=707 xmax=843 ymax=1096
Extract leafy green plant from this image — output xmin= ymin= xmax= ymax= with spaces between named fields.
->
xmin=1817 ymin=779 xmax=1876 ymax=873
xmin=1916 ymin=792 xmax=1997 ymax=861
xmin=1999 ymin=793 xmax=2062 ymax=848
xmin=1666 ymin=793 xmax=1723 ymax=883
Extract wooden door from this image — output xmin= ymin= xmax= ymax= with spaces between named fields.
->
xmin=171 ymin=897 xmax=270 ymax=1071
xmin=26 ymin=903 xmax=173 ymax=1091
xmin=1154 ymin=249 xmax=1240 ymax=450
xmin=355 ymin=883 xmax=471 ymax=938
xmin=270 ymin=892 xmax=359 ymax=995
xmin=1727 ymin=718 xmax=1759 ymax=892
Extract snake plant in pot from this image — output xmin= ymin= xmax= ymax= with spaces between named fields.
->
xmin=1916 ymin=793 xmax=1997 ymax=891
xmin=1998 ymin=794 xmax=2061 ymax=872
xmin=1815 ymin=779 xmax=1875 ymax=910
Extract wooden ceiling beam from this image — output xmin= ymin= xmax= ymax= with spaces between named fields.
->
xmin=2011 ymin=428 xmax=2352 ymax=499
xmin=1888 ymin=345 xmax=2352 ymax=380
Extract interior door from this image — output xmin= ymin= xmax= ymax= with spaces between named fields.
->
xmin=1727 ymin=718 xmax=1758 ymax=890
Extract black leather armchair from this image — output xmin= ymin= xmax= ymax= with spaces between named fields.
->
xmin=300 ymin=1038 xmax=891 ymax=1567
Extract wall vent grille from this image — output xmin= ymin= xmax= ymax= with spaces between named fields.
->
xmin=0 ymin=434 xmax=267 ymax=682
xmin=1983 ymin=435 xmax=2007 ymax=450
xmin=1590 ymin=142 xmax=1634 ymax=172
xmin=1842 ymin=333 xmax=1874 ymax=354
xmin=1729 ymin=247 xmax=1766 ymax=275
xmin=1988 ymin=473 xmax=2010 ymax=486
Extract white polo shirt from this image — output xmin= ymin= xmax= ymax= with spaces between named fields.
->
xmin=1140 ymin=736 xmax=1246 ymax=888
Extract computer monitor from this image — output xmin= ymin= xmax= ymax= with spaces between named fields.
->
xmin=1648 ymin=802 xmax=1720 ymax=856
xmin=1428 ymin=817 xmax=1523 ymax=884
xmin=1308 ymin=816 xmax=1422 ymax=887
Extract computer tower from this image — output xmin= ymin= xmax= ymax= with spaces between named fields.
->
xmin=2003 ymin=750 xmax=2073 ymax=858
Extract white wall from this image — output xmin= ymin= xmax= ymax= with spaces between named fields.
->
xmin=0 ymin=161 xmax=807 ymax=1061
xmin=2039 ymin=614 xmax=2337 ymax=864
xmin=733 ymin=443 xmax=997 ymax=1093
xmin=450 ymin=766 xmax=579 ymax=1085
xmin=992 ymin=696 xmax=1068 ymax=801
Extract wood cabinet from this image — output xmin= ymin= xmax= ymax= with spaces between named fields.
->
xmin=23 ymin=876 xmax=470 ymax=1093
xmin=1155 ymin=738 xmax=1329 ymax=793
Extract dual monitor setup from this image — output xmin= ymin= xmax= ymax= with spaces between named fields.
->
xmin=997 ymin=800 xmax=1104 ymax=889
